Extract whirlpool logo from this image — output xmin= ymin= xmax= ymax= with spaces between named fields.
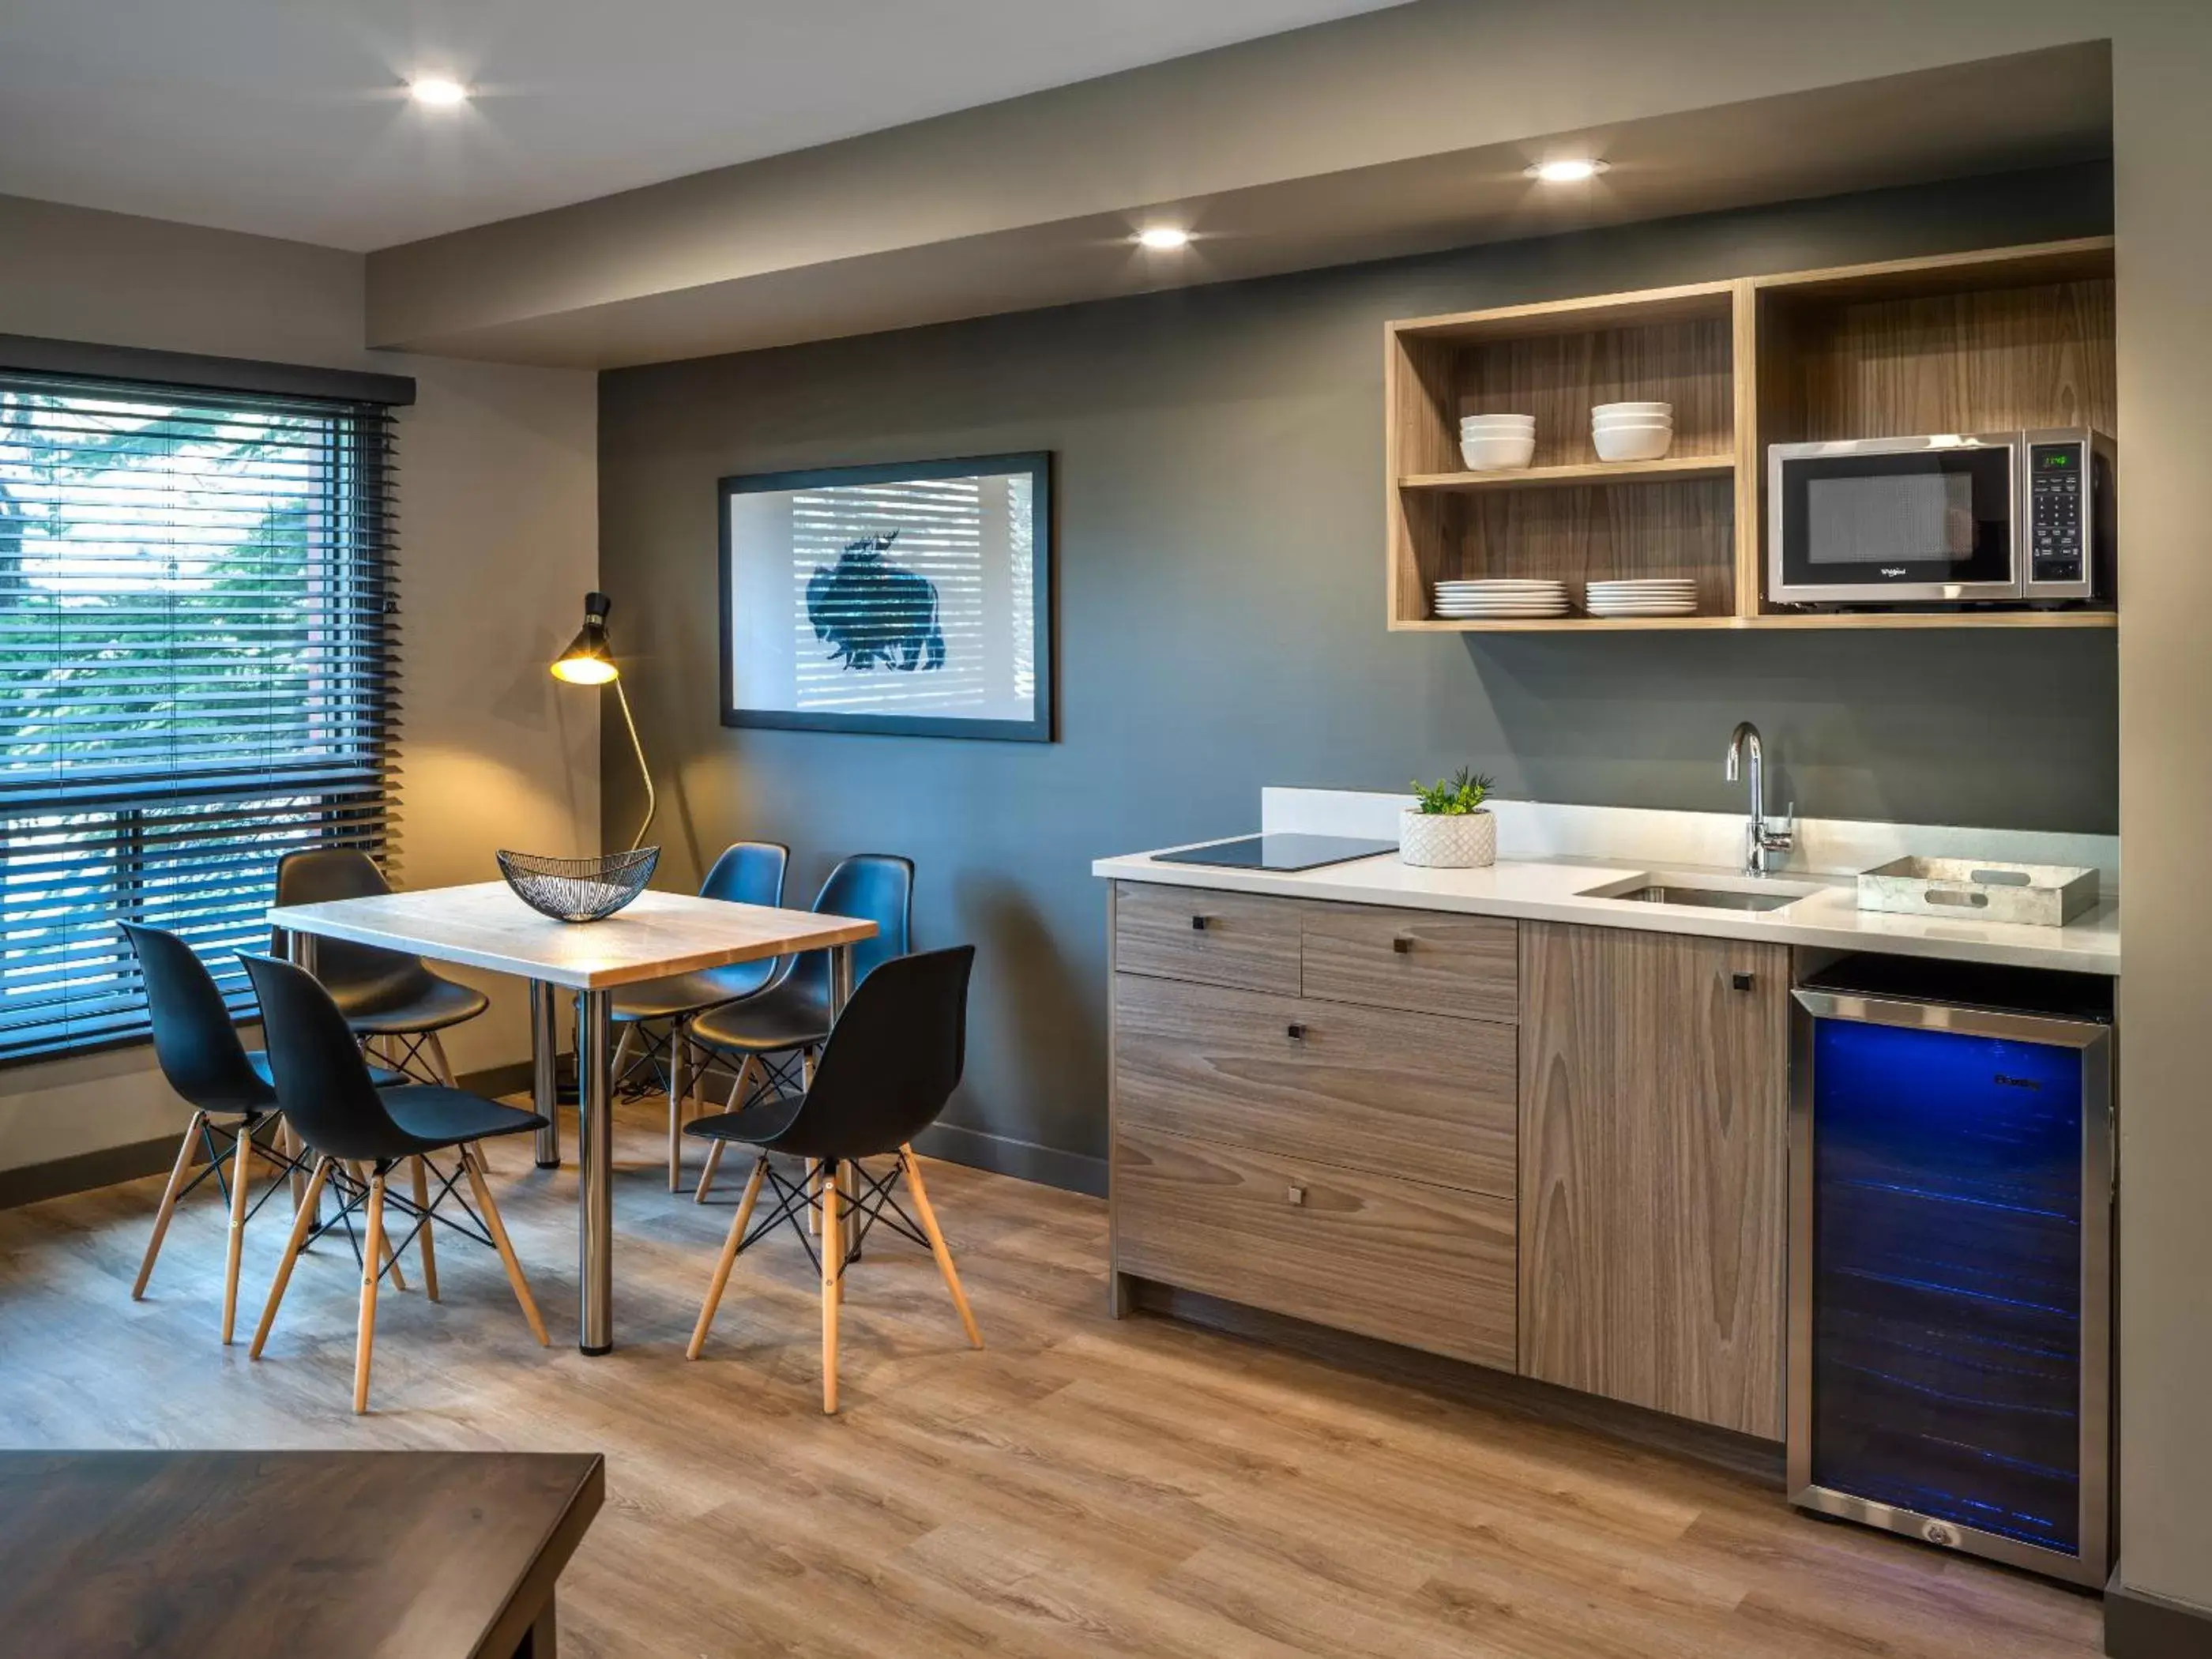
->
xmin=1994 ymin=1074 xmax=2043 ymax=1091
xmin=1880 ymin=566 xmax=1909 ymax=577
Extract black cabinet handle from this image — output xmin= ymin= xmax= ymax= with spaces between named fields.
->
xmin=1732 ymin=970 xmax=1755 ymax=991
xmin=1392 ymin=935 xmax=1415 ymax=955
xmin=1285 ymin=1023 xmax=1307 ymax=1043
xmin=1191 ymin=915 xmax=1209 ymax=931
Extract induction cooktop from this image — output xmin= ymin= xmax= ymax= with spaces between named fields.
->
xmin=1153 ymin=833 xmax=1397 ymax=873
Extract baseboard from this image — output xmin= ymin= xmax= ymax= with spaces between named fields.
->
xmin=910 ymin=1122 xmax=1107 ymax=1197
xmin=0 ymin=1134 xmax=181 ymax=1211
xmin=2106 ymin=1571 xmax=2212 ymax=1656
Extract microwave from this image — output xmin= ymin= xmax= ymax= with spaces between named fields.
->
xmin=1768 ymin=429 xmax=2113 ymax=607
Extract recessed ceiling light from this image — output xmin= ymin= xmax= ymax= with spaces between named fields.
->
xmin=408 ymin=77 xmax=470 ymax=107
xmin=1526 ymin=158 xmax=1608 ymax=184
xmin=1135 ymin=227 xmax=1191 ymax=250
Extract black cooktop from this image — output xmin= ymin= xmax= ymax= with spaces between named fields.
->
xmin=1153 ymin=833 xmax=1397 ymax=873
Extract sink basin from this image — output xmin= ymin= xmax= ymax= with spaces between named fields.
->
xmin=1578 ymin=871 xmax=1816 ymax=913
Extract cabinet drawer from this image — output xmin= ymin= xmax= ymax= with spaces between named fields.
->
xmin=1300 ymin=903 xmax=1517 ymax=1022
xmin=1114 ymin=1124 xmax=1517 ymax=1371
xmin=1113 ymin=972 xmax=1515 ymax=1198
xmin=1114 ymin=882 xmax=1301 ymax=994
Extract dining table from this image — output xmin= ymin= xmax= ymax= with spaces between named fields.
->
xmin=268 ymin=879 xmax=875 ymax=1352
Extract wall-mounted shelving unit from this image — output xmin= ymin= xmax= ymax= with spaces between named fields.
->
xmin=1383 ymin=237 xmax=2118 ymax=633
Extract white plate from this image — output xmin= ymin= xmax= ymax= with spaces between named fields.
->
xmin=1438 ymin=607 xmax=1571 ymax=617
xmin=1587 ymin=606 xmax=1700 ymax=617
xmin=1437 ymin=582 xmax=1566 ymax=592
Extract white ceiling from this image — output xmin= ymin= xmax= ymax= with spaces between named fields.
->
xmin=0 ymin=0 xmax=1410 ymax=252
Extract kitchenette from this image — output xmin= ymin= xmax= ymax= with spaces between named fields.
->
xmin=1095 ymin=769 xmax=2117 ymax=1588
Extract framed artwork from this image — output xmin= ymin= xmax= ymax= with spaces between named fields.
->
xmin=719 ymin=452 xmax=1054 ymax=742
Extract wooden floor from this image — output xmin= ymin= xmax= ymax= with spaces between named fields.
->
xmin=0 ymin=1100 xmax=2104 ymax=1658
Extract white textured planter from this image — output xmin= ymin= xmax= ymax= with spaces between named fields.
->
xmin=1399 ymin=808 xmax=1496 ymax=869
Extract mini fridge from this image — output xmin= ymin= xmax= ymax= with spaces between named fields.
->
xmin=1789 ymin=955 xmax=2114 ymax=1586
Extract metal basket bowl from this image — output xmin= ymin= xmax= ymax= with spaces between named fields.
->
xmin=497 ymin=847 xmax=660 ymax=923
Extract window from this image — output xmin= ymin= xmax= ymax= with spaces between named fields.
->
xmin=0 ymin=371 xmax=396 ymax=1061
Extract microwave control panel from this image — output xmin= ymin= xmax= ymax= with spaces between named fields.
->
xmin=2026 ymin=437 xmax=2097 ymax=598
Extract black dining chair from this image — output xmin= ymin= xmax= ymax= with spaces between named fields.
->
xmin=238 ymin=952 xmax=551 ymax=1414
xmin=605 ymin=840 xmax=788 ymax=1191
xmin=118 ymin=921 xmax=413 ymax=1345
xmin=686 ymin=853 xmax=912 ymax=1206
xmin=273 ymin=849 xmax=490 ymax=1089
xmin=683 ymin=944 xmax=981 ymax=1413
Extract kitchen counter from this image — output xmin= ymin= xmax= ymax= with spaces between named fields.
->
xmin=1092 ymin=843 xmax=2120 ymax=976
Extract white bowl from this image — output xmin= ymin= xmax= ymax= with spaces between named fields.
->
xmin=1593 ymin=416 xmax=1674 ymax=433
xmin=1592 ymin=426 xmax=1674 ymax=462
xmin=1591 ymin=401 xmax=1672 ymax=419
xmin=1461 ymin=416 xmax=1535 ymax=431
xmin=1462 ymin=434 xmax=1537 ymax=471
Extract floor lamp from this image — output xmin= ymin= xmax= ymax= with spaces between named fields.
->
xmin=551 ymin=590 xmax=656 ymax=852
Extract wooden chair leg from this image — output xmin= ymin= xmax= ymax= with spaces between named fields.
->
xmin=410 ymin=1156 xmax=440 ymax=1303
xmin=693 ymin=1140 xmax=726 ymax=1205
xmin=354 ymin=1168 xmax=387 ymax=1413
xmin=461 ymin=1145 xmax=548 ymax=1346
xmin=686 ymin=1157 xmax=765 ymax=1359
xmin=667 ymin=1027 xmax=689 ymax=1192
xmin=344 ymin=1161 xmax=405 ymax=1292
xmin=133 ymin=1112 xmax=207 ymax=1300
xmin=220 ymin=1116 xmax=255 ymax=1344
xmin=901 ymin=1147 xmax=982 ymax=1348
xmin=253 ymin=1156 xmax=332 ymax=1359
xmin=821 ymin=1159 xmax=841 ymax=1414
xmin=283 ymin=1119 xmax=309 ymax=1213
xmin=419 ymin=1033 xmax=489 ymax=1172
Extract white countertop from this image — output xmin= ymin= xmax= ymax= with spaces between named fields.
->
xmin=1092 ymin=845 xmax=2120 ymax=976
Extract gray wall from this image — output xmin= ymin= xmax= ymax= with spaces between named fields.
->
xmin=599 ymin=164 xmax=2114 ymax=1187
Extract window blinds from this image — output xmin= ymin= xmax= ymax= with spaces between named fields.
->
xmin=0 ymin=370 xmax=397 ymax=1061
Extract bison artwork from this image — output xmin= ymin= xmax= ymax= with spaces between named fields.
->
xmin=805 ymin=530 xmax=947 ymax=672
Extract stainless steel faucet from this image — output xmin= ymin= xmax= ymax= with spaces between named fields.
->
xmin=1725 ymin=721 xmax=1796 ymax=876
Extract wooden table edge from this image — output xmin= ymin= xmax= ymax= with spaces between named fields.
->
xmin=469 ymin=1453 xmax=605 ymax=1659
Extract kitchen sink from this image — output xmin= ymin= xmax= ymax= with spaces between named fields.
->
xmin=1578 ymin=872 xmax=1817 ymax=912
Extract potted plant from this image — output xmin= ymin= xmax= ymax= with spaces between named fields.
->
xmin=1401 ymin=769 xmax=1498 ymax=868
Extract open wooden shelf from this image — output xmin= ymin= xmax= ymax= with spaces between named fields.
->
xmin=1399 ymin=454 xmax=1734 ymax=493
xmin=1383 ymin=235 xmax=2119 ymax=634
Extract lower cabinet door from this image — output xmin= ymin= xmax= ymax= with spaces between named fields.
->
xmin=1113 ymin=1123 xmax=1517 ymax=1370
xmin=1518 ymin=921 xmax=1789 ymax=1436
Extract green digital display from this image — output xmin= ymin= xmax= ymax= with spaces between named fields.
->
xmin=2042 ymin=452 xmax=2072 ymax=468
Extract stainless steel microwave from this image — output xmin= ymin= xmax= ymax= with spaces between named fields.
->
xmin=1768 ymin=429 xmax=2113 ymax=607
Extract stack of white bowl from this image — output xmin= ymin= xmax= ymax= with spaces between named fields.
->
xmin=1434 ymin=578 xmax=1569 ymax=619
xmin=1591 ymin=401 xmax=1674 ymax=463
xmin=1586 ymin=577 xmax=1699 ymax=618
xmin=1460 ymin=412 xmax=1536 ymax=472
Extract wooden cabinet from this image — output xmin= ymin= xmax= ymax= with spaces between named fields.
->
xmin=1113 ymin=882 xmax=1301 ymax=994
xmin=1115 ymin=1123 xmax=1518 ymax=1371
xmin=1517 ymin=921 xmax=1789 ymax=1437
xmin=1114 ymin=973 xmax=1517 ymax=1199
xmin=1110 ymin=881 xmax=1520 ymax=1366
xmin=1299 ymin=901 xmax=1518 ymax=1023
xmin=1109 ymin=883 xmax=1793 ymax=1440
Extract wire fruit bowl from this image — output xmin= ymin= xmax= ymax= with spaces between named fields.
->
xmin=497 ymin=847 xmax=660 ymax=923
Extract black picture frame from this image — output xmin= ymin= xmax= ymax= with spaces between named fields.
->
xmin=718 ymin=451 xmax=1055 ymax=743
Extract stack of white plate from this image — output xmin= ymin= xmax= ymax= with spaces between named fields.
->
xmin=1591 ymin=401 xmax=1674 ymax=463
xmin=1460 ymin=412 xmax=1536 ymax=472
xmin=1434 ymin=578 xmax=1569 ymax=619
xmin=1586 ymin=577 xmax=1698 ymax=617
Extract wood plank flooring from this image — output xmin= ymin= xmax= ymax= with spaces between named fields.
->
xmin=0 ymin=1100 xmax=2103 ymax=1658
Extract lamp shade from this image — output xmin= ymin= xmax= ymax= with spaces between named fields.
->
xmin=551 ymin=591 xmax=619 ymax=684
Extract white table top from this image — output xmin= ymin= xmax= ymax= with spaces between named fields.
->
xmin=268 ymin=882 xmax=876 ymax=991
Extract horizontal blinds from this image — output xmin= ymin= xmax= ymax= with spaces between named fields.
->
xmin=0 ymin=370 xmax=397 ymax=1061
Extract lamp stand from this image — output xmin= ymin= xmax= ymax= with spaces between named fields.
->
xmin=612 ymin=678 xmax=656 ymax=852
